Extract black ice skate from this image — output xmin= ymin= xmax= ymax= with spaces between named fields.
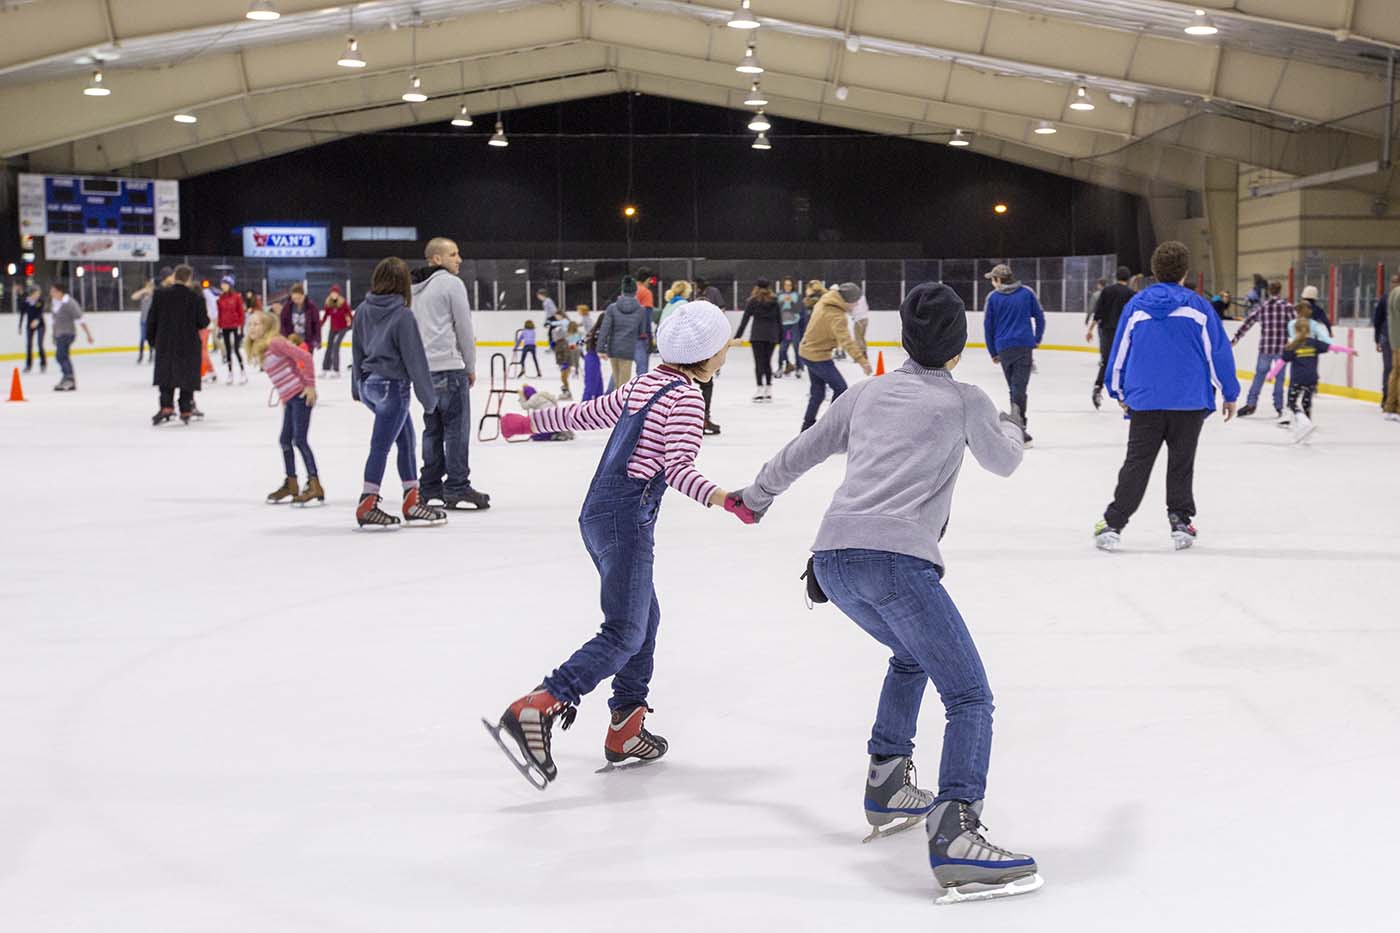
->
xmin=927 ymin=800 xmax=1042 ymax=905
xmin=1092 ymin=385 xmax=1103 ymax=410
xmin=152 ymin=408 xmax=175 ymax=426
xmin=1168 ymin=512 xmax=1196 ymax=550
xmin=444 ymin=487 xmax=491 ymax=511
xmin=483 ymin=686 xmax=576 ymax=790
xmin=597 ymin=704 xmax=668 ymax=773
xmin=862 ymin=755 xmax=936 ymax=843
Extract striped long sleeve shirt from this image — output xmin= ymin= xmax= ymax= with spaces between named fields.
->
xmin=264 ymin=338 xmax=316 ymax=403
xmin=529 ymin=365 xmax=717 ymax=506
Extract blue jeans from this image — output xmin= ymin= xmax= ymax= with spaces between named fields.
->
xmin=997 ymin=345 xmax=1033 ymax=420
xmin=360 ymin=374 xmax=417 ymax=489
xmin=542 ymin=379 xmax=684 ymax=711
xmin=813 ymin=549 xmax=993 ymax=804
xmin=420 ymin=369 xmax=471 ymax=497
xmin=1246 ymin=352 xmax=1286 ymax=411
xmin=322 ymin=327 xmax=348 ymax=372
xmin=801 ymin=357 xmax=847 ymax=430
xmin=55 ymin=334 xmax=75 ymax=379
xmin=280 ymin=394 xmax=318 ymax=478
xmin=25 ymin=320 xmax=46 ymax=369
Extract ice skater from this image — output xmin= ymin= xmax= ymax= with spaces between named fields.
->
xmin=215 ymin=276 xmax=247 ymax=384
xmin=483 ymin=300 xmax=736 ymax=788
xmin=727 ymin=282 xmax=1041 ymax=904
xmin=1095 ymin=241 xmax=1240 ymax=551
xmin=49 ymin=282 xmax=94 ymax=392
xmin=148 ymin=265 xmax=208 ymax=424
xmin=1265 ymin=319 xmax=1357 ymax=443
xmin=247 ymin=313 xmax=324 ymax=506
xmin=513 ymin=320 xmax=541 ymax=377
xmin=982 ymin=263 xmax=1043 ymax=445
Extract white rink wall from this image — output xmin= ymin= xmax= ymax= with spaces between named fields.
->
xmin=1 ymin=308 xmax=1385 ymax=400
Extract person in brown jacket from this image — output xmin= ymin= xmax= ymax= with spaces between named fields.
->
xmin=797 ymin=282 xmax=872 ymax=430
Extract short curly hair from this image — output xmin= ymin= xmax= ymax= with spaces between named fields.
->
xmin=1150 ymin=241 xmax=1190 ymax=285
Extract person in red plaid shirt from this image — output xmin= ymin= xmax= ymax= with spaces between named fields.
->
xmin=1230 ymin=280 xmax=1293 ymax=417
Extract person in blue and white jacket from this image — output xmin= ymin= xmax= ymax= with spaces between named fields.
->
xmin=1095 ymin=241 xmax=1240 ymax=552
xmin=983 ymin=263 xmax=1044 ymax=445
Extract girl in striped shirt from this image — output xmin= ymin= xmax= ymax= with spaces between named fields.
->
xmin=486 ymin=300 xmax=750 ymax=789
xmin=247 ymin=311 xmax=323 ymax=507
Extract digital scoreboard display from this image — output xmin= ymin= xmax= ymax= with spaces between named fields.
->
xmin=43 ymin=176 xmax=156 ymax=236
xmin=18 ymin=173 xmax=180 ymax=261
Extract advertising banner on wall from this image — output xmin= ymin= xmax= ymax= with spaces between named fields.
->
xmin=44 ymin=233 xmax=160 ymax=261
xmin=20 ymin=173 xmax=180 ymax=260
xmin=242 ymin=225 xmax=329 ymax=258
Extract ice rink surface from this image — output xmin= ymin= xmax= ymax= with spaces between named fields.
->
xmin=3 ymin=346 xmax=1398 ymax=932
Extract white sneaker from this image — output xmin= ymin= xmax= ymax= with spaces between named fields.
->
xmin=1292 ymin=413 xmax=1317 ymax=444
xmin=763 ymin=385 xmax=773 ymax=402
xmin=752 ymin=389 xmax=764 ymax=402
xmin=224 ymin=371 xmax=234 ymax=385
xmin=238 ymin=369 xmax=248 ymax=385
xmin=1386 ymin=412 xmax=1400 ymax=422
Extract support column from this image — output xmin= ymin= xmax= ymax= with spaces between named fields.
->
xmin=1203 ymin=158 xmax=1239 ymax=297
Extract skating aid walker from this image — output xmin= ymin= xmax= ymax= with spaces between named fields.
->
xmin=477 ymin=352 xmax=529 ymax=443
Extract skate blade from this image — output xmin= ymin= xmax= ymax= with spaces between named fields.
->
xmin=1293 ymin=426 xmax=1317 ymax=445
xmin=861 ymin=815 xmax=927 ymax=844
xmin=355 ymin=522 xmax=401 ymax=531
xmin=1171 ymin=532 xmax=1195 ymax=551
xmin=594 ymin=757 xmax=663 ymax=775
xmin=404 ymin=518 xmax=449 ymax=527
xmin=935 ymin=873 xmax=1043 ymax=905
xmin=1094 ymin=535 xmax=1120 ymax=553
xmin=292 ymin=500 xmax=326 ymax=509
xmin=481 ymin=718 xmax=549 ymax=792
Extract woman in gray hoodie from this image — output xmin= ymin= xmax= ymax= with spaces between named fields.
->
xmin=350 ymin=257 xmax=442 ymax=529
xmin=596 ymin=276 xmax=647 ymax=389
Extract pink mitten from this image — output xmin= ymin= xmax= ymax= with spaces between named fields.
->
xmin=501 ymin=413 xmax=532 ymax=438
xmin=1327 ymin=344 xmax=1357 ymax=355
xmin=723 ymin=491 xmax=763 ymax=525
xmin=1266 ymin=359 xmax=1285 ymax=381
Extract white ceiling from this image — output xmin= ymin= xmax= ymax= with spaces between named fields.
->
xmin=0 ymin=0 xmax=1395 ymax=198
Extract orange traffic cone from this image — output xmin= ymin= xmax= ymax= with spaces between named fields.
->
xmin=7 ymin=367 xmax=25 ymax=402
xmin=875 ymin=351 xmax=885 ymax=376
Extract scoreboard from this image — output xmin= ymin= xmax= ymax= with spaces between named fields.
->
xmin=18 ymin=173 xmax=180 ymax=261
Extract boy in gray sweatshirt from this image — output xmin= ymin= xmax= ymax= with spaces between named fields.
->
xmin=730 ymin=282 xmax=1042 ymax=904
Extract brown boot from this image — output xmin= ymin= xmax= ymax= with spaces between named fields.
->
xmin=292 ymin=476 xmax=324 ymax=507
xmin=266 ymin=476 xmax=298 ymax=504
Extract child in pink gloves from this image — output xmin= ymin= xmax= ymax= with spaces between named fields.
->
xmin=484 ymin=301 xmax=744 ymax=789
xmin=1267 ymin=319 xmax=1357 ymax=443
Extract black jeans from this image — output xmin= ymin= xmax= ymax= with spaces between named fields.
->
xmin=997 ymin=345 xmax=1033 ymax=420
xmin=1094 ymin=328 xmax=1114 ymax=388
xmin=751 ymin=339 xmax=776 ymax=386
xmin=1381 ymin=339 xmax=1393 ymax=410
xmin=323 ymin=327 xmax=349 ymax=372
xmin=1287 ymin=383 xmax=1315 ymax=418
xmin=221 ymin=328 xmax=244 ymax=370
xmin=25 ymin=321 xmax=46 ymax=369
xmin=700 ymin=377 xmax=714 ymax=423
xmin=159 ymin=385 xmax=195 ymax=414
xmin=1104 ymin=410 xmax=1207 ymax=529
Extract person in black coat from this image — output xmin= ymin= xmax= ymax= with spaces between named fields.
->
xmin=148 ymin=264 xmax=210 ymax=423
xmin=734 ymin=279 xmax=783 ymax=401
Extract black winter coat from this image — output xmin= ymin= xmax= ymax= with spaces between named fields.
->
xmin=735 ymin=296 xmax=782 ymax=343
xmin=148 ymin=284 xmax=209 ymax=392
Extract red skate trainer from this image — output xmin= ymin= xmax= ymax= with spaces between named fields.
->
xmin=603 ymin=704 xmax=668 ymax=768
xmin=483 ymin=686 xmax=576 ymax=790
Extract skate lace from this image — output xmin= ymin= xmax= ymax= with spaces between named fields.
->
xmin=959 ymin=805 xmax=1017 ymax=859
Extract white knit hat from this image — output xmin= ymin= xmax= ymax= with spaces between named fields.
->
xmin=1300 ymin=285 xmax=1319 ymax=300
xmin=657 ymin=300 xmax=731 ymax=365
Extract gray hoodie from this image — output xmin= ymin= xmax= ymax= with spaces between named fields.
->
xmin=741 ymin=361 xmax=1023 ymax=570
xmin=596 ymin=295 xmax=646 ymax=357
xmin=409 ymin=266 xmax=476 ymax=376
xmin=351 ymin=293 xmax=437 ymax=413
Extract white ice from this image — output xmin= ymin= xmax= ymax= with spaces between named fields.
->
xmin=2 ymin=347 xmax=1398 ymax=932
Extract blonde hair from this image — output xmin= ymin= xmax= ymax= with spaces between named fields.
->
xmin=666 ymin=280 xmax=693 ymax=302
xmin=243 ymin=309 xmax=280 ymax=365
xmin=1285 ymin=317 xmax=1311 ymax=351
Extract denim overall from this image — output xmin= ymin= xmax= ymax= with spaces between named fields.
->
xmin=543 ymin=378 xmax=684 ymax=712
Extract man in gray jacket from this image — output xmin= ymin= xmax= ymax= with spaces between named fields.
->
xmin=410 ymin=237 xmax=489 ymax=510
xmin=596 ymin=275 xmax=647 ymax=389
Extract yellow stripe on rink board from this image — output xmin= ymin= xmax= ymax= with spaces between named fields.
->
xmin=0 ymin=344 xmax=1383 ymax=403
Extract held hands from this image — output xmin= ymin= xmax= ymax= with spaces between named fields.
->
xmin=501 ymin=412 xmax=532 ymax=438
xmin=720 ymin=488 xmax=765 ymax=524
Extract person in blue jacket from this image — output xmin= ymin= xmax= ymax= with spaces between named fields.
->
xmin=1094 ymin=241 xmax=1240 ymax=552
xmin=983 ymin=263 xmax=1044 ymax=445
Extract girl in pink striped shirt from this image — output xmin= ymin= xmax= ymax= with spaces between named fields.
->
xmin=486 ymin=300 xmax=750 ymax=789
xmin=248 ymin=311 xmax=323 ymax=507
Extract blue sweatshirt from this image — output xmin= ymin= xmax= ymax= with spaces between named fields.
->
xmin=1106 ymin=283 xmax=1240 ymax=412
xmin=351 ymin=292 xmax=438 ymax=413
xmin=983 ymin=285 xmax=1045 ymax=357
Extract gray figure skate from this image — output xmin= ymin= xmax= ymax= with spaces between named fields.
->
xmin=862 ymin=755 xmax=936 ymax=843
xmin=927 ymin=800 xmax=1043 ymax=904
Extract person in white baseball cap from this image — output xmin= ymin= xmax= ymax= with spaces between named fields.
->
xmin=487 ymin=299 xmax=747 ymax=787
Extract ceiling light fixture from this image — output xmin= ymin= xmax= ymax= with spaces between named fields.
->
xmin=736 ymin=43 xmax=764 ymax=74
xmin=489 ymin=118 xmax=509 ymax=148
xmin=726 ymin=0 xmax=760 ymax=30
xmin=1184 ymin=9 xmax=1219 ymax=36
xmin=834 ymin=84 xmax=849 ymax=101
xmin=402 ymin=74 xmax=427 ymax=103
xmin=337 ymin=37 xmax=366 ymax=68
xmin=751 ymin=131 xmax=772 ymax=150
xmin=1034 ymin=120 xmax=1056 ymax=135
xmin=747 ymin=110 xmax=771 ymax=132
xmin=245 ymin=1 xmax=281 ymax=21
xmin=948 ymin=128 xmax=971 ymax=147
xmin=451 ymin=104 xmax=474 ymax=127
xmin=83 ymin=69 xmax=110 ymax=96
xmin=173 ymin=113 xmax=198 ymax=124
xmin=993 ymin=203 xmax=1009 ymax=215
xmin=743 ymin=82 xmax=768 ymax=107
xmin=1070 ymin=84 xmax=1096 ymax=111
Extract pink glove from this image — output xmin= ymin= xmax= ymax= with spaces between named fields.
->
xmin=1266 ymin=359 xmax=1285 ymax=381
xmin=501 ymin=413 xmax=532 ymax=438
xmin=1327 ymin=344 xmax=1357 ymax=355
xmin=723 ymin=491 xmax=763 ymax=525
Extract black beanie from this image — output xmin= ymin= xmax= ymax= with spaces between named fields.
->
xmin=900 ymin=281 xmax=967 ymax=369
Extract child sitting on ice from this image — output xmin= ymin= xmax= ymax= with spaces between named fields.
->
xmin=517 ymin=385 xmax=574 ymax=441
xmin=1267 ymin=318 xmax=1357 ymax=443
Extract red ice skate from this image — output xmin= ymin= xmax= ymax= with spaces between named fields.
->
xmin=483 ymin=686 xmax=576 ymax=790
xmin=599 ymin=704 xmax=668 ymax=772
